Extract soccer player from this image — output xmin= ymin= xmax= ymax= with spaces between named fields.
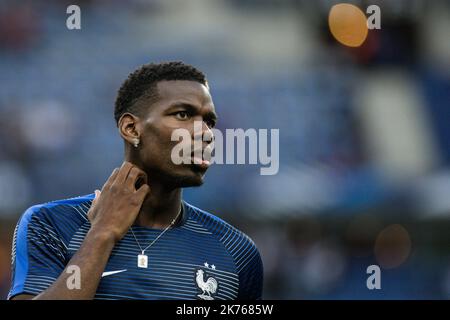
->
xmin=8 ymin=61 xmax=263 ymax=300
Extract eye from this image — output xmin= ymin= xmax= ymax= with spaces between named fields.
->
xmin=174 ymin=111 xmax=189 ymax=120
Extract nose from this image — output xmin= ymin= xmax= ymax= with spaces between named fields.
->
xmin=203 ymin=123 xmax=214 ymax=145
xmin=193 ymin=120 xmax=214 ymax=145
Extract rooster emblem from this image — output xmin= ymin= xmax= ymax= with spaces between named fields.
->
xmin=195 ymin=269 xmax=218 ymax=300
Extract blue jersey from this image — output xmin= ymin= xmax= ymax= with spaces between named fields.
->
xmin=8 ymin=194 xmax=263 ymax=300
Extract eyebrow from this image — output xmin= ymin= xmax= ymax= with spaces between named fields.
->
xmin=169 ymin=102 xmax=218 ymax=121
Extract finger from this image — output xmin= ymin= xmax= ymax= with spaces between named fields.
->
xmin=126 ymin=167 xmax=147 ymax=190
xmin=135 ymin=173 xmax=148 ymax=190
xmin=102 ymin=168 xmax=120 ymax=190
xmin=114 ymin=161 xmax=134 ymax=184
xmin=87 ymin=210 xmax=93 ymax=222
xmin=135 ymin=183 xmax=150 ymax=201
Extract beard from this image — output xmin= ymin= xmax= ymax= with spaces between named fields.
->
xmin=144 ymin=163 xmax=206 ymax=189
xmin=170 ymin=174 xmax=205 ymax=188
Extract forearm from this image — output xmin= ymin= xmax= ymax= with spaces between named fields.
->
xmin=33 ymin=229 xmax=115 ymax=300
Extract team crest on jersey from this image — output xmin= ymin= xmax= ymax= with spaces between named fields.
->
xmin=195 ymin=262 xmax=218 ymax=300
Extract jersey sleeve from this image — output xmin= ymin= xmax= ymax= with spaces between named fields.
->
xmin=8 ymin=205 xmax=67 ymax=299
xmin=237 ymin=242 xmax=264 ymax=300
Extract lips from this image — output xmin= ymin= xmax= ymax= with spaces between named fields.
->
xmin=191 ymin=157 xmax=210 ymax=169
xmin=191 ymin=146 xmax=212 ymax=169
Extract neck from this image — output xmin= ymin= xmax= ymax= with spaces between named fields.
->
xmin=135 ymin=181 xmax=182 ymax=229
xmin=126 ymin=153 xmax=182 ymax=229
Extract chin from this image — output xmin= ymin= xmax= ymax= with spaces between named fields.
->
xmin=181 ymin=177 xmax=204 ymax=187
xmin=165 ymin=166 xmax=207 ymax=188
xmin=171 ymin=175 xmax=204 ymax=188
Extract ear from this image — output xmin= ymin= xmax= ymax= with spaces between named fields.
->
xmin=118 ymin=113 xmax=141 ymax=146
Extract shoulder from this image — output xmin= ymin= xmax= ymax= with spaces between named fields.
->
xmin=17 ymin=193 xmax=94 ymax=235
xmin=184 ymin=201 xmax=261 ymax=269
xmin=22 ymin=193 xmax=94 ymax=220
xmin=184 ymin=201 xmax=250 ymax=240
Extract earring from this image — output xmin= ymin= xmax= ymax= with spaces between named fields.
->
xmin=133 ymin=139 xmax=139 ymax=148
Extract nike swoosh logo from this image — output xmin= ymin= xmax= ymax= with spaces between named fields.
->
xmin=101 ymin=269 xmax=127 ymax=278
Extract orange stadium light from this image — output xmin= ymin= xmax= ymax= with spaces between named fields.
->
xmin=328 ymin=3 xmax=369 ymax=47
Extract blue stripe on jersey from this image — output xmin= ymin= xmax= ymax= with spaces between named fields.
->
xmin=8 ymin=194 xmax=263 ymax=300
xmin=10 ymin=206 xmax=33 ymax=297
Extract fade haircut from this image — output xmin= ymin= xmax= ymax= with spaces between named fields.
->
xmin=114 ymin=61 xmax=208 ymax=125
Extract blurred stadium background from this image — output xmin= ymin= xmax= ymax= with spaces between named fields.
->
xmin=0 ymin=0 xmax=449 ymax=299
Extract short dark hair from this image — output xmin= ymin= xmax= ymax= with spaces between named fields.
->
xmin=114 ymin=61 xmax=208 ymax=125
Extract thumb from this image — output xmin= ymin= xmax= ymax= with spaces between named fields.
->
xmin=92 ymin=189 xmax=101 ymax=206
xmin=88 ymin=189 xmax=101 ymax=222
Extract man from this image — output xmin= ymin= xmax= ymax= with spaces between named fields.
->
xmin=8 ymin=61 xmax=263 ymax=300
